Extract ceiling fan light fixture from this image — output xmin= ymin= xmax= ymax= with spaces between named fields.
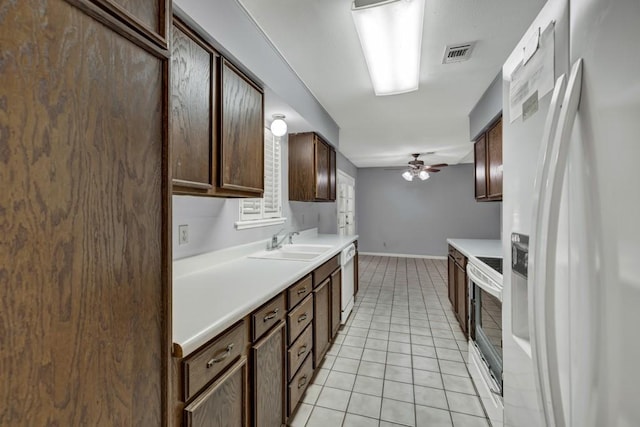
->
xmin=418 ymin=170 xmax=430 ymax=180
xmin=270 ymin=114 xmax=287 ymax=137
xmin=351 ymin=0 xmax=425 ymax=96
xmin=402 ymin=170 xmax=414 ymax=181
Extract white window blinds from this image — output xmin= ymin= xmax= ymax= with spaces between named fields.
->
xmin=238 ymin=128 xmax=283 ymax=225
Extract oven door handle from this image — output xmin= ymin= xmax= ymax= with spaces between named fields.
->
xmin=467 ymin=265 xmax=501 ymax=301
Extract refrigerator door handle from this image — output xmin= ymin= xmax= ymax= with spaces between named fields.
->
xmin=538 ymin=58 xmax=584 ymax=427
xmin=529 ymin=72 xmax=567 ymax=427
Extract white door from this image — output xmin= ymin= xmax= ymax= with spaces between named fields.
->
xmin=337 ymin=170 xmax=355 ymax=236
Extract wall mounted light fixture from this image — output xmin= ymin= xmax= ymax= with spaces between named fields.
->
xmin=270 ymin=114 xmax=287 ymax=137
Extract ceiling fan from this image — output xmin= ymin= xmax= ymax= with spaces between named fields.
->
xmin=400 ymin=153 xmax=448 ymax=181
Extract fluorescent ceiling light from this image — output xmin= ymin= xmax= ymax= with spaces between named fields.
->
xmin=351 ymin=0 xmax=425 ymax=96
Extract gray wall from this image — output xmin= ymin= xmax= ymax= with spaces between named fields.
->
xmin=356 ymin=164 xmax=500 ymax=257
xmin=469 ymin=71 xmax=502 ymax=141
xmin=172 ymin=136 xmax=355 ymax=259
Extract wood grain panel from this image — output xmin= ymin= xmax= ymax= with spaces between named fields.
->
xmin=448 ymin=255 xmax=457 ymax=309
xmin=171 ymin=21 xmax=214 ymax=188
xmin=251 ymin=293 xmax=285 ymax=342
xmin=183 ymin=321 xmax=246 ymax=402
xmin=92 ymin=0 xmax=168 ymax=47
xmin=313 ymin=279 xmax=331 ymax=367
xmin=313 ymin=254 xmax=340 ymax=287
xmin=474 ymin=134 xmax=487 ymax=200
xmin=287 ymin=294 xmax=313 ymax=346
xmin=252 ymin=320 xmax=286 ymax=427
xmin=329 ymin=147 xmax=337 ymax=201
xmin=0 ymin=1 xmax=166 ymax=425
xmin=287 ymin=324 xmax=312 ymax=381
xmin=287 ymin=274 xmax=312 ymax=310
xmin=220 ymin=60 xmax=263 ymax=194
xmin=184 ymin=357 xmax=248 ymax=427
xmin=330 ymin=269 xmax=342 ymax=339
xmin=288 ymin=133 xmax=316 ymax=201
xmin=315 ymin=137 xmax=330 ymax=200
xmin=455 ymin=263 xmax=468 ymax=338
xmin=487 ymin=117 xmax=503 ymax=199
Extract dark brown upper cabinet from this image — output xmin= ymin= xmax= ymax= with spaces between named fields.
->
xmin=95 ymin=0 xmax=169 ymax=48
xmin=289 ymin=132 xmax=337 ymax=202
xmin=474 ymin=116 xmax=503 ymax=201
xmin=171 ymin=18 xmax=264 ymax=198
xmin=220 ymin=60 xmax=264 ymax=195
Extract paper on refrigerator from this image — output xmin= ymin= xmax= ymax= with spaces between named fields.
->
xmin=507 ymin=23 xmax=555 ymax=123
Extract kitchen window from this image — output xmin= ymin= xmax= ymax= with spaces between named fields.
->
xmin=235 ymin=128 xmax=286 ymax=229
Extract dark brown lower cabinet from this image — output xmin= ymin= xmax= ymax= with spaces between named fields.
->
xmin=252 ymin=320 xmax=286 ymax=427
xmin=455 ymin=262 xmax=468 ymax=337
xmin=448 ymin=245 xmax=469 ymax=338
xmin=184 ymin=358 xmax=249 ymax=427
xmin=330 ymin=269 xmax=342 ymax=339
xmin=313 ymin=279 xmax=331 ymax=367
xmin=448 ymin=256 xmax=456 ymax=307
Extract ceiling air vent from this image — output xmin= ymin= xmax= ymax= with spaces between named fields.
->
xmin=442 ymin=42 xmax=476 ymax=64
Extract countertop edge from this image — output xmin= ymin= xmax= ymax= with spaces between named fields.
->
xmin=174 ymin=235 xmax=358 ymax=358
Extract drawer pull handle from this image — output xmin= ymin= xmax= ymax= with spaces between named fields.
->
xmin=206 ymin=344 xmax=234 ymax=368
xmin=297 ymin=345 xmax=307 ymax=357
xmin=298 ymin=375 xmax=307 ymax=389
xmin=297 ymin=313 xmax=308 ymax=323
xmin=297 ymin=287 xmax=307 ymax=295
xmin=263 ymin=308 xmax=279 ymax=322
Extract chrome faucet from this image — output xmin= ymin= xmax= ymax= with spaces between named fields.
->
xmin=268 ymin=229 xmax=299 ymax=250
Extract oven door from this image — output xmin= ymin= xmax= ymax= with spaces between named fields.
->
xmin=471 ymin=282 xmax=503 ymax=392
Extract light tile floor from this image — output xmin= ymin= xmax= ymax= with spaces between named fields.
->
xmin=288 ymin=255 xmax=490 ymax=427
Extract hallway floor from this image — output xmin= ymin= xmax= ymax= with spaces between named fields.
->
xmin=288 ymin=255 xmax=490 ymax=427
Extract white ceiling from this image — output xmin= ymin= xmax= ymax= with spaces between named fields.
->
xmin=241 ymin=0 xmax=544 ymax=168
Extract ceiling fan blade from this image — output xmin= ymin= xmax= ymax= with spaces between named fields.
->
xmin=428 ymin=163 xmax=448 ymax=168
xmin=425 ymin=168 xmax=441 ymax=172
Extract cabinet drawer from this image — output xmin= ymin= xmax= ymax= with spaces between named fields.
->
xmin=184 ymin=357 xmax=248 ymax=427
xmin=252 ymin=293 xmax=286 ymax=342
xmin=288 ymin=324 xmax=313 ymax=381
xmin=454 ymin=252 xmax=467 ymax=267
xmin=313 ymin=254 xmax=340 ymax=287
xmin=288 ymin=354 xmax=313 ymax=417
xmin=288 ymin=294 xmax=313 ymax=346
xmin=183 ymin=320 xmax=246 ymax=401
xmin=288 ymin=274 xmax=312 ymax=309
xmin=448 ymin=245 xmax=456 ymax=257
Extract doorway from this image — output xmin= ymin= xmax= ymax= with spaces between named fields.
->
xmin=337 ymin=170 xmax=356 ymax=235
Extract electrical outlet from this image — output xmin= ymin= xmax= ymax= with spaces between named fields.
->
xmin=178 ymin=224 xmax=189 ymax=245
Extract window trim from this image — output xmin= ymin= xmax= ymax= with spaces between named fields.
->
xmin=235 ymin=128 xmax=285 ymax=229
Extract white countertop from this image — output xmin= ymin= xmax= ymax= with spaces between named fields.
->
xmin=447 ymin=238 xmax=503 ymax=284
xmin=173 ymin=230 xmax=358 ymax=357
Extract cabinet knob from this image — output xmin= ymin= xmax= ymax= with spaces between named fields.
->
xmin=298 ymin=375 xmax=307 ymax=389
xmin=297 ymin=313 xmax=308 ymax=323
xmin=297 ymin=287 xmax=307 ymax=295
xmin=297 ymin=345 xmax=307 ymax=357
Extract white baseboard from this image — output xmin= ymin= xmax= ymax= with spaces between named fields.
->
xmin=359 ymin=252 xmax=447 ymax=260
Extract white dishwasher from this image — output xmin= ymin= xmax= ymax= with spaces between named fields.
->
xmin=341 ymin=243 xmax=357 ymax=324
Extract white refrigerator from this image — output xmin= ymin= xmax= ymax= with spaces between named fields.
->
xmin=502 ymin=0 xmax=640 ymax=426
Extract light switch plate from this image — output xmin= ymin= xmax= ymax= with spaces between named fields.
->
xmin=178 ymin=224 xmax=189 ymax=245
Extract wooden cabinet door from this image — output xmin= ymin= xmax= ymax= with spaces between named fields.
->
xmin=1 ymin=1 xmax=167 ymax=425
xmin=184 ymin=358 xmax=248 ymax=427
xmin=288 ymin=133 xmax=316 ymax=201
xmin=171 ymin=20 xmax=217 ymax=191
xmin=97 ymin=0 xmax=168 ymax=46
xmin=252 ymin=321 xmax=286 ymax=427
xmin=330 ymin=269 xmax=342 ymax=339
xmin=329 ymin=148 xmax=337 ymax=201
xmin=487 ymin=118 xmax=503 ymax=199
xmin=220 ymin=60 xmax=264 ymax=195
xmin=455 ymin=263 xmax=468 ymax=337
xmin=315 ymin=138 xmax=330 ymax=200
xmin=448 ymin=255 xmax=457 ymax=309
xmin=313 ymin=279 xmax=331 ymax=367
xmin=474 ymin=134 xmax=487 ymax=200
